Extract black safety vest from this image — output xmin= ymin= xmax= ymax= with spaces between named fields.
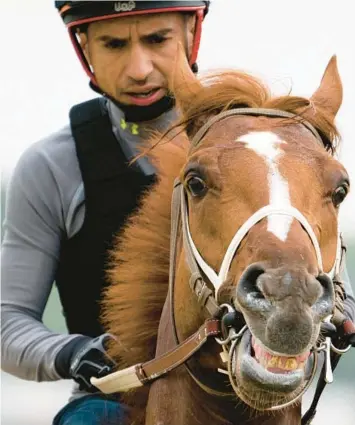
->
xmin=55 ymin=98 xmax=156 ymax=337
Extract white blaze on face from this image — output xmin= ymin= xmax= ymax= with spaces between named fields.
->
xmin=236 ymin=131 xmax=293 ymax=241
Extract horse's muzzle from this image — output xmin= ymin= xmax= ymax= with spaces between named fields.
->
xmin=234 ymin=262 xmax=334 ymax=355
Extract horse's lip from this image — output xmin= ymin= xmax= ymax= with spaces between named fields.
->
xmin=237 ymin=330 xmax=306 ymax=393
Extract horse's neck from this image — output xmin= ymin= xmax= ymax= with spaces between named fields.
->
xmin=145 ymin=295 xmax=187 ymax=424
xmin=144 ymin=296 xmax=301 ymax=425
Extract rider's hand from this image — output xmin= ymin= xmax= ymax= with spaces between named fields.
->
xmin=55 ymin=333 xmax=117 ymax=392
xmin=321 ymin=316 xmax=355 ymax=348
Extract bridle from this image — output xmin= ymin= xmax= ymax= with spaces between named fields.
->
xmin=91 ymin=108 xmax=350 ymax=424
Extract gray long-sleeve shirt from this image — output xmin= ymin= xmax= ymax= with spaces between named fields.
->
xmin=1 ymin=99 xmax=177 ymax=390
xmin=1 ymin=98 xmax=355 ymax=399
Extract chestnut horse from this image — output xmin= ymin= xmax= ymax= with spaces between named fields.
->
xmin=97 ymin=54 xmax=350 ymax=425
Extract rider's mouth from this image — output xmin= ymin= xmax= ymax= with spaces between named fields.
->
xmin=128 ymin=89 xmax=158 ymax=98
xmin=236 ymin=330 xmax=312 ymax=394
xmin=123 ymin=88 xmax=165 ymax=106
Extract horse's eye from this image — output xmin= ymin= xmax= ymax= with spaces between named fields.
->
xmin=332 ymin=185 xmax=349 ymax=207
xmin=186 ymin=176 xmax=208 ymax=197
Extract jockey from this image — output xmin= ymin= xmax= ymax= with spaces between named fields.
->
xmin=1 ymin=2 xmax=354 ymax=425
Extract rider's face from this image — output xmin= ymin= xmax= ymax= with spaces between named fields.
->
xmin=80 ymin=13 xmax=196 ymax=106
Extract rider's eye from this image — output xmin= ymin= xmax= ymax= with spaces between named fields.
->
xmin=104 ymin=39 xmax=126 ymax=50
xmin=186 ymin=176 xmax=208 ymax=197
xmin=332 ymin=184 xmax=349 ymax=207
xmin=147 ymin=35 xmax=167 ymax=45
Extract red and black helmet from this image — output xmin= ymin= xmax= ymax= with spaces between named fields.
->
xmin=55 ymin=1 xmax=210 ymax=84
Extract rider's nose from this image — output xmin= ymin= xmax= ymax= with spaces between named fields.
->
xmin=126 ymin=46 xmax=154 ymax=83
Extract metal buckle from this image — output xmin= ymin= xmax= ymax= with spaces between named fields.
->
xmin=315 ymin=315 xmax=352 ymax=383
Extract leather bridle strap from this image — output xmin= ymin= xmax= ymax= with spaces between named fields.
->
xmin=191 ymin=108 xmax=324 ymax=148
xmin=137 ymin=319 xmax=221 ymax=383
xmin=169 ymin=180 xmax=234 ymax=396
xmin=170 ymin=179 xmax=221 ymax=317
xmin=90 ymin=319 xmax=221 ymax=393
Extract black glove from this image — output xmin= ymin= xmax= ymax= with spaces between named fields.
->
xmin=55 ymin=333 xmax=117 ymax=392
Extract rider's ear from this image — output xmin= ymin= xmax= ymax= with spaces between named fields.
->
xmin=310 ymin=55 xmax=343 ymax=119
xmin=184 ymin=13 xmax=196 ymax=58
xmin=78 ymin=30 xmax=91 ymax=67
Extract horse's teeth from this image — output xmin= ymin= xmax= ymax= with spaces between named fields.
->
xmin=257 ymin=353 xmax=301 ymax=371
xmin=267 ymin=356 xmax=279 ymax=368
xmin=252 ymin=337 xmax=310 ymax=372
xmin=285 ymin=358 xmax=298 ymax=370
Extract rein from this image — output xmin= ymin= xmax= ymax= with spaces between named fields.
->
xmin=91 ymin=108 xmax=351 ymax=424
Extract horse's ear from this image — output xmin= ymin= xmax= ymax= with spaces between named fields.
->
xmin=169 ymin=43 xmax=203 ymax=117
xmin=310 ymin=55 xmax=343 ymax=118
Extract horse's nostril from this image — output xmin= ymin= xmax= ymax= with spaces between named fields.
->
xmin=316 ymin=273 xmax=334 ymax=298
xmin=236 ymin=263 xmax=268 ymax=309
xmin=313 ymin=273 xmax=335 ymax=318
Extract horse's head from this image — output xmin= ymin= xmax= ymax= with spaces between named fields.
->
xmin=172 ymin=52 xmax=350 ymax=410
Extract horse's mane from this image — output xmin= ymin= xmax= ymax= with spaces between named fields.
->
xmin=175 ymin=69 xmax=339 ymax=153
xmin=101 ymin=69 xmax=340 ymax=420
xmin=102 ymin=135 xmax=189 ymax=422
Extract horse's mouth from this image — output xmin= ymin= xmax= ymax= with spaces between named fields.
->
xmin=234 ymin=330 xmax=312 ymax=408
